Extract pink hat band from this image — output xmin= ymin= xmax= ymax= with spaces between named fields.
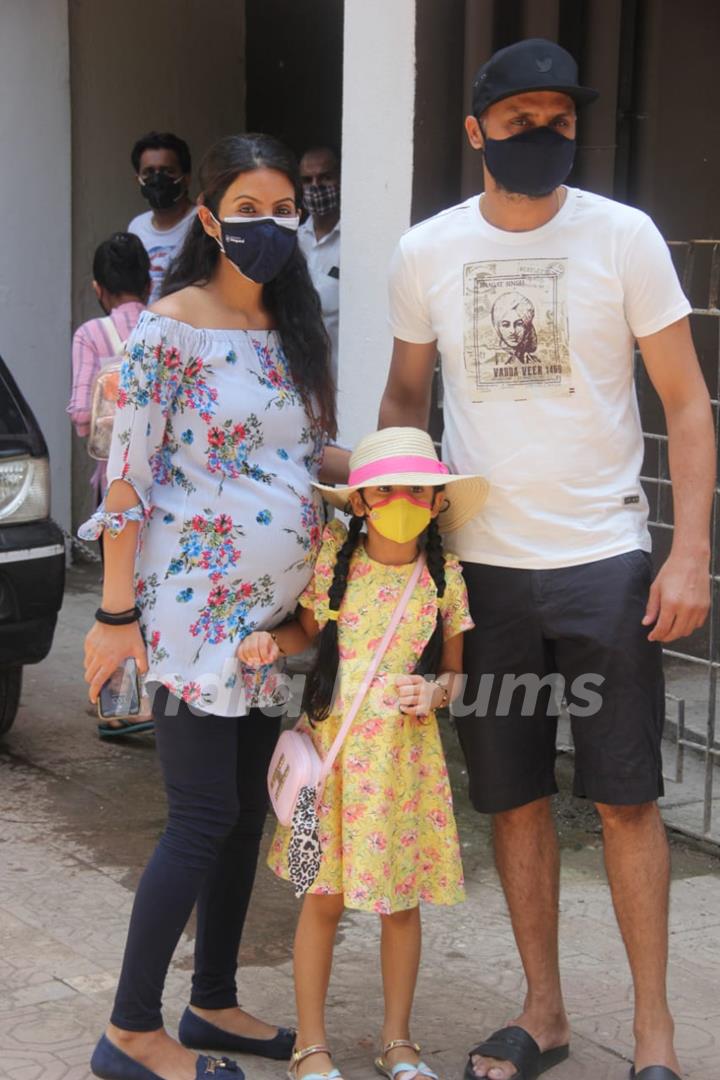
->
xmin=348 ymin=454 xmax=450 ymax=487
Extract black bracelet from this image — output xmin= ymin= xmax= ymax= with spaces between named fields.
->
xmin=95 ymin=606 xmax=141 ymax=626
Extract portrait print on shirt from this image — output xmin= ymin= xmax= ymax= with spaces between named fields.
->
xmin=463 ymin=257 xmax=573 ymax=402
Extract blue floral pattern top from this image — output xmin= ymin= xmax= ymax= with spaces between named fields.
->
xmin=79 ymin=311 xmax=326 ymax=715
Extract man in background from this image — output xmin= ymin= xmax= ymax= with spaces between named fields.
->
xmin=298 ymin=146 xmax=341 ymax=380
xmin=128 ymin=131 xmax=196 ymax=302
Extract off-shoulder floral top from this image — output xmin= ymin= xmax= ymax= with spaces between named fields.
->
xmin=79 ymin=311 xmax=326 ymax=715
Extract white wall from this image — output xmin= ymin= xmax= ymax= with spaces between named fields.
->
xmin=337 ymin=0 xmax=417 ymax=446
xmin=69 ymin=0 xmax=247 ymax=530
xmin=70 ymin=0 xmax=247 ymax=329
xmin=0 ymin=0 xmax=71 ymax=531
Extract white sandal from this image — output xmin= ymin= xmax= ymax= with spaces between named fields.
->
xmin=374 ymin=1039 xmax=440 ymax=1080
xmin=288 ymin=1044 xmax=345 ymax=1080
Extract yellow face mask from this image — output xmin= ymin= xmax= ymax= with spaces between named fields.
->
xmin=366 ymin=493 xmax=433 ymax=544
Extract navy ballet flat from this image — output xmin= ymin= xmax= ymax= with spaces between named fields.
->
xmin=90 ymin=1033 xmax=243 ymax=1079
xmin=179 ymin=1006 xmax=296 ymax=1061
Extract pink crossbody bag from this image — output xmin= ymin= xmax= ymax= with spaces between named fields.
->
xmin=267 ymin=552 xmax=425 ymax=826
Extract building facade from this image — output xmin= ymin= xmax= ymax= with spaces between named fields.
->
xmin=1 ymin=0 xmax=718 ymax=535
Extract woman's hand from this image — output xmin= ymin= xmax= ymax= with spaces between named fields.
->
xmin=84 ymin=621 xmax=148 ymax=705
xmin=396 ymin=674 xmax=436 ymax=717
xmin=237 ymin=631 xmax=279 ymax=668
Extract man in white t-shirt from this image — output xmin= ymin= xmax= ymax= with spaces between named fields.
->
xmin=298 ymin=146 xmax=341 ymax=380
xmin=128 ymin=131 xmax=197 ymax=302
xmin=380 ymin=38 xmax=714 ymax=1080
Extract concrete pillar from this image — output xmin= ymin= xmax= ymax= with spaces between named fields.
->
xmin=336 ymin=0 xmax=417 ymax=447
xmin=0 ymin=0 xmax=71 ymax=532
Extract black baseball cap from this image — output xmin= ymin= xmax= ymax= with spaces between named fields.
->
xmin=471 ymin=38 xmax=599 ymax=118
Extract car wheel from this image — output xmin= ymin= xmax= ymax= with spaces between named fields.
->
xmin=0 ymin=666 xmax=22 ymax=736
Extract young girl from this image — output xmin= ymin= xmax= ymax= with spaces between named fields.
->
xmin=70 ymin=233 xmax=152 ymax=738
xmin=68 ymin=232 xmax=150 ymax=548
xmin=238 ymin=427 xmax=488 ymax=1080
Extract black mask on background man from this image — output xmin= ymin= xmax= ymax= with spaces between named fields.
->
xmin=140 ymin=172 xmax=185 ymax=211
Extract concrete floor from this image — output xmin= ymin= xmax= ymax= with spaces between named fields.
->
xmin=0 ymin=565 xmax=719 ymax=1080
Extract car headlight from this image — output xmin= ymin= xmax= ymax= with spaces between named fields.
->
xmin=0 ymin=456 xmax=51 ymax=524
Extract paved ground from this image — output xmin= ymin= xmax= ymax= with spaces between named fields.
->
xmin=1 ymin=565 xmax=719 ymax=1080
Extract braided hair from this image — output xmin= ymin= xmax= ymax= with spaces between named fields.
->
xmin=302 ymin=514 xmax=365 ymax=723
xmin=302 ymin=507 xmax=448 ymax=724
xmin=415 ymin=516 xmax=446 ymax=677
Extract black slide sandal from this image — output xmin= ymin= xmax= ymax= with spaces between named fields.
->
xmin=464 ymin=1027 xmax=569 ymax=1080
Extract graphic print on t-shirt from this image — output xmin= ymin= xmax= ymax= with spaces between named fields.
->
xmin=146 ymin=244 xmax=177 ymax=300
xmin=463 ymin=257 xmax=573 ymax=403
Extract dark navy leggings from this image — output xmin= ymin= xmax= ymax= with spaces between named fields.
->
xmin=110 ymin=687 xmax=280 ymax=1031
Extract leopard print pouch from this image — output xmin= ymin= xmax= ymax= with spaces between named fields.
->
xmin=288 ymin=784 xmax=322 ymax=897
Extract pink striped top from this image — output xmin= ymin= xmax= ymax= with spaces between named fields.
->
xmin=68 ymin=301 xmax=145 ymax=437
xmin=68 ymin=301 xmax=144 ymax=494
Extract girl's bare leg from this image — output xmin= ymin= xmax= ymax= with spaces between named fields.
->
xmin=380 ymin=906 xmax=422 ymax=1073
xmin=293 ymin=892 xmax=345 ymax=1078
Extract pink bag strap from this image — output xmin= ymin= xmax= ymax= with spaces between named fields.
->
xmin=318 ymin=552 xmax=426 ymax=786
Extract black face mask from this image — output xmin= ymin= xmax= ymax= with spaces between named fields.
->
xmin=139 ymin=172 xmax=185 ymax=210
xmin=482 ymin=125 xmax=576 ymax=198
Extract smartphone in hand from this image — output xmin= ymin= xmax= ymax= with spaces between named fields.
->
xmin=97 ymin=658 xmax=141 ymax=720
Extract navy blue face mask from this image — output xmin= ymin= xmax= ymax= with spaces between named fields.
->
xmin=482 ymin=125 xmax=576 ymax=197
xmin=212 ymin=213 xmax=300 ymax=283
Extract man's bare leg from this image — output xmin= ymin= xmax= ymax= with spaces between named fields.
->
xmin=596 ymin=801 xmax=680 ymax=1076
xmin=470 ymin=797 xmax=569 ymax=1080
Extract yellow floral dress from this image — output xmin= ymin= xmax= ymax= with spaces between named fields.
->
xmin=268 ymin=519 xmax=473 ymax=914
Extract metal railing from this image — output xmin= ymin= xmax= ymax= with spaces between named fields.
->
xmin=642 ymin=240 xmax=720 ymax=842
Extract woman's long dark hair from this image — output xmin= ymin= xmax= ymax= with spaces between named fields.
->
xmin=161 ymin=133 xmax=336 ymax=438
xmin=302 ymin=512 xmax=447 ymax=724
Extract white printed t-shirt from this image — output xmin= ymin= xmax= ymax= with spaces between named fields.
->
xmin=388 ymin=187 xmax=691 ymax=570
xmin=128 ymin=206 xmax=197 ymax=302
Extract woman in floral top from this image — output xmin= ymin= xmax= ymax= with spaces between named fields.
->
xmin=81 ymin=134 xmax=345 ymax=1080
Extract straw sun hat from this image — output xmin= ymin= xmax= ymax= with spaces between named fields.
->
xmin=313 ymin=427 xmax=489 ymax=534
